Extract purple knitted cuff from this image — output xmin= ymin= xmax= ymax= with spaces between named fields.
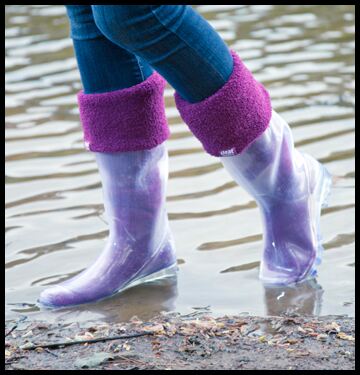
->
xmin=174 ymin=50 xmax=272 ymax=157
xmin=77 ymin=72 xmax=170 ymax=153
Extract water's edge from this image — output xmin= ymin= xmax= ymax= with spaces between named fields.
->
xmin=5 ymin=5 xmax=355 ymax=324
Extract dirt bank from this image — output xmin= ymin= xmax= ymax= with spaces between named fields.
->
xmin=5 ymin=313 xmax=355 ymax=370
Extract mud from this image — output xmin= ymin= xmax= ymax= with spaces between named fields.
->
xmin=5 ymin=313 xmax=355 ymax=370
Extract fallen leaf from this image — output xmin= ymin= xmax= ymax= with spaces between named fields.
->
xmin=74 ymin=332 xmax=94 ymax=341
xmin=187 ymin=320 xmax=217 ymax=330
xmin=292 ymin=350 xmax=310 ymax=357
xmin=20 ymin=342 xmax=35 ymax=350
xmin=146 ymin=324 xmax=165 ymax=334
xmin=219 ymin=330 xmax=231 ymax=335
xmin=336 ymin=332 xmax=355 ymax=341
xmin=22 ymin=330 xmax=33 ymax=338
xmin=324 ymin=322 xmax=341 ymax=333
xmin=317 ymin=334 xmax=328 ymax=341
xmin=179 ymin=326 xmax=195 ymax=335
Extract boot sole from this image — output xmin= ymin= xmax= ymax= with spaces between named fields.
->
xmin=38 ymin=263 xmax=178 ymax=309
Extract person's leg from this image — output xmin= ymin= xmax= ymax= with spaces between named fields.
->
xmin=39 ymin=5 xmax=176 ymax=307
xmin=92 ymin=5 xmax=331 ymax=285
xmin=64 ymin=5 xmax=154 ymax=93
xmin=91 ymin=5 xmax=233 ymax=103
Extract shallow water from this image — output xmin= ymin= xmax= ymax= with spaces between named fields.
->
xmin=5 ymin=5 xmax=355 ymax=324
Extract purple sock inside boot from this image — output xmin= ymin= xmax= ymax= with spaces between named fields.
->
xmin=174 ymin=50 xmax=272 ymax=157
xmin=77 ymin=72 xmax=170 ymax=153
xmin=38 ymin=144 xmax=177 ymax=307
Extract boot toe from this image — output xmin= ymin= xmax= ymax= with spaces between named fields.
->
xmin=38 ymin=285 xmax=76 ymax=307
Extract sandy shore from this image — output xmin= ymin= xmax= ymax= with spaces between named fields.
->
xmin=5 ymin=313 xmax=355 ymax=370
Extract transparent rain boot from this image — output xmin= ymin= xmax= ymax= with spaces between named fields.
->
xmin=221 ymin=110 xmax=332 ymax=285
xmin=39 ymin=143 xmax=177 ymax=307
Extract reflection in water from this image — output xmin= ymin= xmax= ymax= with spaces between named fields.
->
xmin=263 ymin=279 xmax=323 ymax=316
xmin=35 ymin=276 xmax=178 ymax=324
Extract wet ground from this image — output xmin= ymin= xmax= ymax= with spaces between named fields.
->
xmin=5 ymin=314 xmax=355 ymax=370
xmin=5 ymin=5 xmax=355 ymax=325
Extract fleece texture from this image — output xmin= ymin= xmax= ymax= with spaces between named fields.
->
xmin=77 ymin=72 xmax=169 ymax=153
xmin=174 ymin=49 xmax=272 ymax=157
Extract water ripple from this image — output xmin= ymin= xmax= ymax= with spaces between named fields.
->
xmin=5 ymin=5 xmax=355 ymax=322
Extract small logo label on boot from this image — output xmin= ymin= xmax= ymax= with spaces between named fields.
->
xmin=220 ymin=147 xmax=236 ymax=156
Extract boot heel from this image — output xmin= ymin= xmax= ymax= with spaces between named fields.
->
xmin=116 ymin=234 xmax=178 ymax=294
xmin=319 ymin=167 xmax=332 ymax=209
xmin=119 ymin=263 xmax=178 ymax=293
xmin=306 ymin=159 xmax=332 ymax=276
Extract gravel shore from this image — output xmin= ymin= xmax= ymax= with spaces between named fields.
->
xmin=5 ymin=313 xmax=355 ymax=370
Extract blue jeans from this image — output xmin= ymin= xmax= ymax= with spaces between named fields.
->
xmin=65 ymin=5 xmax=233 ymax=102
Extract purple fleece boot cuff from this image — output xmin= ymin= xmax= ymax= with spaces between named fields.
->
xmin=174 ymin=50 xmax=272 ymax=157
xmin=77 ymin=72 xmax=170 ymax=153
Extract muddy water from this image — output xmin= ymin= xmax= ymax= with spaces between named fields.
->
xmin=5 ymin=5 xmax=355 ymax=324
